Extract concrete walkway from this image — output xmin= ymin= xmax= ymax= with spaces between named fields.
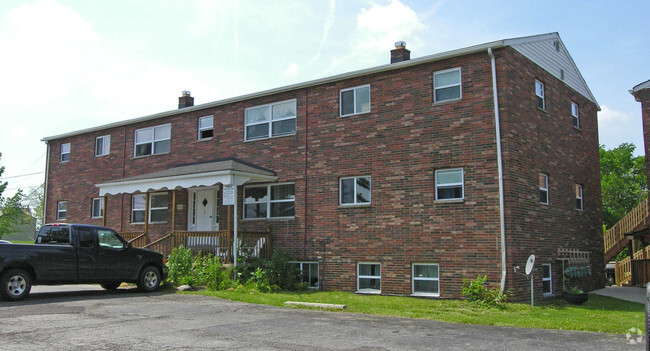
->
xmin=591 ymin=286 xmax=646 ymax=304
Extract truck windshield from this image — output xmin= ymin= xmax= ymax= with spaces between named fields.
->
xmin=97 ymin=229 xmax=125 ymax=249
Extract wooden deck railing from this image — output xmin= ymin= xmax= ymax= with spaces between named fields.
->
xmin=604 ymin=197 xmax=648 ymax=253
xmin=129 ymin=233 xmax=149 ymax=248
xmin=615 ymin=256 xmax=632 ymax=286
xmin=119 ymin=232 xmax=145 ymax=242
xmin=142 ymin=231 xmax=270 ymax=262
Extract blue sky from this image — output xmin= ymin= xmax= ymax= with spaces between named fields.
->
xmin=0 ymin=0 xmax=648 ymax=197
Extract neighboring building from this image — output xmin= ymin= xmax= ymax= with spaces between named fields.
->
xmin=42 ymin=33 xmax=604 ymax=299
xmin=631 ymin=80 xmax=650 ymax=191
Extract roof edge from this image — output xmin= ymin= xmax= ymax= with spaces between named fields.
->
xmin=42 ymin=40 xmax=505 ymax=142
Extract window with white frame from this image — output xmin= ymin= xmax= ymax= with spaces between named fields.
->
xmin=357 ymin=263 xmax=381 ymax=293
xmin=535 ymin=80 xmax=545 ymax=110
xmin=95 ymin=135 xmax=110 ymax=157
xmin=340 ymin=176 xmax=371 ymax=205
xmin=149 ymin=193 xmax=168 ymax=223
xmin=131 ymin=194 xmax=146 ymax=223
xmin=435 ymin=168 xmax=464 ymax=201
xmin=134 ymin=124 xmax=171 ymax=157
xmin=571 ymin=102 xmax=579 ymax=128
xmin=245 ymin=100 xmax=296 ymax=141
xmin=575 ymin=184 xmax=583 ymax=211
xmin=340 ymin=85 xmax=370 ymax=117
xmin=60 ymin=143 xmax=70 ymax=162
xmin=57 ymin=201 xmax=67 ymax=220
xmin=412 ymin=264 xmax=439 ymax=296
xmin=91 ymin=198 xmax=104 ymax=219
xmin=243 ymin=183 xmax=295 ymax=219
xmin=291 ymin=262 xmax=319 ymax=288
xmin=542 ymin=264 xmax=552 ymax=295
xmin=539 ymin=173 xmax=549 ymax=205
xmin=198 ymin=116 xmax=213 ymax=140
xmin=434 ymin=68 xmax=461 ymax=103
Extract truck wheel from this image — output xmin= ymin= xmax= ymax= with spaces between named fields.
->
xmin=100 ymin=282 xmax=121 ymax=290
xmin=1 ymin=269 xmax=32 ymax=301
xmin=137 ymin=266 xmax=161 ymax=292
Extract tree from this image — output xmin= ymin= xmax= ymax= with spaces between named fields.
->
xmin=0 ymin=153 xmax=27 ymax=239
xmin=24 ymin=184 xmax=44 ymax=229
xmin=600 ymin=143 xmax=647 ymax=230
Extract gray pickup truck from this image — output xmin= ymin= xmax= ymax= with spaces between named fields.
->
xmin=0 ymin=223 xmax=167 ymax=301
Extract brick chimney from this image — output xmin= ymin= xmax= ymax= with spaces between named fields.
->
xmin=630 ymin=79 xmax=650 ymax=193
xmin=178 ymin=90 xmax=194 ymax=109
xmin=390 ymin=41 xmax=410 ymax=63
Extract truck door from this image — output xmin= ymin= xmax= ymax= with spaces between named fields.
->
xmin=34 ymin=225 xmax=77 ymax=282
xmin=95 ymin=229 xmax=138 ymax=281
xmin=76 ymin=226 xmax=102 ymax=281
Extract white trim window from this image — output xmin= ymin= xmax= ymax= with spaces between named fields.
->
xmin=95 ymin=135 xmax=110 ymax=157
xmin=539 ymin=173 xmax=549 ymax=205
xmin=291 ymin=262 xmax=319 ymax=289
xmin=57 ymin=201 xmax=67 ymax=220
xmin=149 ymin=192 xmax=168 ymax=223
xmin=134 ymin=124 xmax=171 ymax=157
xmin=244 ymin=183 xmax=295 ymax=219
xmin=575 ymin=184 xmax=583 ymax=211
xmin=245 ymin=99 xmax=296 ymax=141
xmin=433 ymin=68 xmax=461 ymax=103
xmin=357 ymin=263 xmax=381 ymax=293
xmin=91 ymin=198 xmax=104 ymax=219
xmin=435 ymin=168 xmax=464 ymax=201
xmin=60 ymin=143 xmax=71 ymax=162
xmin=131 ymin=194 xmax=146 ymax=223
xmin=571 ymin=102 xmax=579 ymax=128
xmin=340 ymin=176 xmax=371 ymax=205
xmin=412 ymin=264 xmax=440 ymax=296
xmin=198 ymin=116 xmax=214 ymax=140
xmin=340 ymin=85 xmax=370 ymax=117
xmin=542 ymin=264 xmax=552 ymax=296
xmin=535 ymin=80 xmax=545 ymax=110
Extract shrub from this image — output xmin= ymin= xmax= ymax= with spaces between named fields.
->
xmin=167 ymin=246 xmax=235 ymax=290
xmin=167 ymin=246 xmax=194 ymax=285
xmin=267 ymin=250 xmax=301 ymax=290
xmin=461 ymin=275 xmax=508 ymax=308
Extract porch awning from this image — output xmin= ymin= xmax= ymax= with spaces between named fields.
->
xmin=96 ymin=159 xmax=277 ymax=196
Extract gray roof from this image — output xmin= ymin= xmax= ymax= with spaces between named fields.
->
xmin=43 ymin=32 xmax=597 ymax=142
xmin=631 ymin=79 xmax=650 ymax=94
xmin=111 ymin=159 xmax=274 ymax=183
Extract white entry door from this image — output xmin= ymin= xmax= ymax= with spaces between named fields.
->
xmin=195 ymin=189 xmax=217 ymax=231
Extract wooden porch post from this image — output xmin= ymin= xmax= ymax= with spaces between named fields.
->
xmin=171 ymin=190 xmax=177 ymax=233
xmin=102 ymin=195 xmax=107 ymax=227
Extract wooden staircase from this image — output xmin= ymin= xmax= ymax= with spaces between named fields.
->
xmin=604 ymin=197 xmax=650 ymax=285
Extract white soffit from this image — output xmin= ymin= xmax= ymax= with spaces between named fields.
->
xmin=504 ymin=33 xmax=599 ymax=108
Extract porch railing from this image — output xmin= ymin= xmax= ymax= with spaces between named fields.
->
xmin=119 ymin=232 xmax=144 ymax=242
xmin=604 ymin=197 xmax=648 ymax=253
xmin=129 ymin=233 xmax=149 ymax=248
xmin=142 ymin=230 xmax=270 ymax=262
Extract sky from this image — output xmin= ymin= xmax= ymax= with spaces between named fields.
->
xmin=0 ymin=0 xmax=648 ymax=198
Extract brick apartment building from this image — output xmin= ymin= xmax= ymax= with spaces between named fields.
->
xmin=42 ymin=33 xmax=604 ymax=299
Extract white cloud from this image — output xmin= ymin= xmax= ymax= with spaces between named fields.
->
xmin=598 ymin=105 xmax=632 ymax=125
xmin=355 ymin=0 xmax=425 ymax=52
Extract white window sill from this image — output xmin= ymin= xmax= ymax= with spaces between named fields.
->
xmin=435 ymin=199 xmax=464 ymax=204
xmin=356 ymin=290 xmax=381 ymax=295
xmin=340 ymin=110 xmax=371 ymax=118
xmin=133 ymin=151 xmax=170 ymax=159
xmin=244 ymin=132 xmax=296 ymax=143
xmin=433 ymin=97 xmax=461 ymax=105
xmin=338 ymin=203 xmax=371 ymax=209
xmin=411 ymin=292 xmax=440 ymax=298
xmin=94 ymin=154 xmax=109 ymax=158
xmin=242 ymin=217 xmax=295 ymax=221
xmin=197 ymin=137 xmax=213 ymax=142
xmin=573 ymin=126 xmax=581 ymax=131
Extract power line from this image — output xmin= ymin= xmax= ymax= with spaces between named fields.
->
xmin=0 ymin=171 xmax=44 ymax=180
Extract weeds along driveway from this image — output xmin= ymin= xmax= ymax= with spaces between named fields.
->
xmin=0 ymin=286 xmax=642 ymax=351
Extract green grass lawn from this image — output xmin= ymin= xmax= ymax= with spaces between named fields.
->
xmin=188 ymin=289 xmax=643 ymax=334
xmin=5 ymin=240 xmax=33 ymax=244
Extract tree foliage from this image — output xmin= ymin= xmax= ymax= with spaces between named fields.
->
xmin=600 ymin=143 xmax=647 ymax=229
xmin=0 ymin=152 xmax=26 ymax=239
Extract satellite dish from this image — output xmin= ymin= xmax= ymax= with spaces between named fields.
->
xmin=525 ymin=254 xmax=536 ymax=275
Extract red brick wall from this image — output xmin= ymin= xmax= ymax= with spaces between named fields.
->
xmin=497 ymin=47 xmax=604 ymax=299
xmin=44 ymin=47 xmax=602 ymax=299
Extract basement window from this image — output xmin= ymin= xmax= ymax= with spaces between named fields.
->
xmin=542 ymin=264 xmax=552 ymax=296
xmin=433 ymin=68 xmax=461 ymax=103
xmin=412 ymin=263 xmax=440 ymax=296
xmin=357 ymin=263 xmax=381 ymax=294
xmin=291 ymin=262 xmax=319 ymax=289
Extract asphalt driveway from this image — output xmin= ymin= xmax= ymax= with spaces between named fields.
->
xmin=0 ymin=285 xmax=642 ymax=350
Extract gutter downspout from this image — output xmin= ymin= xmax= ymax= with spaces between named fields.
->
xmin=488 ymin=48 xmax=507 ymax=293
xmin=43 ymin=142 xmax=50 ymax=226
